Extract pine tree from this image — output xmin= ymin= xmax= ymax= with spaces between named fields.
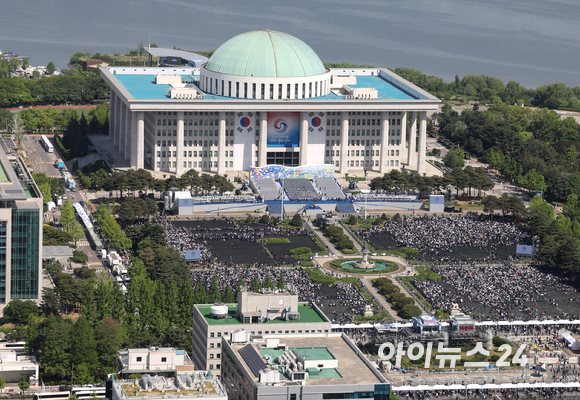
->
xmin=177 ymin=277 xmax=195 ymax=329
xmin=71 ymin=316 xmax=98 ymax=375
xmin=223 ymin=285 xmax=236 ymax=303
xmin=263 ymin=275 xmax=275 ymax=290
xmin=192 ymin=283 xmax=208 ymax=304
xmin=250 ymin=276 xmax=261 ymax=292
xmin=277 ymin=274 xmax=286 ymax=290
xmin=208 ymin=275 xmax=221 ymax=303
xmin=238 ymin=277 xmax=247 ymax=289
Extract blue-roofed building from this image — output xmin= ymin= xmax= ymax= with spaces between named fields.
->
xmin=101 ymin=29 xmax=439 ymax=176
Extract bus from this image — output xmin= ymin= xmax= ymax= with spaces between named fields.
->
xmin=40 ymin=135 xmax=54 ymax=153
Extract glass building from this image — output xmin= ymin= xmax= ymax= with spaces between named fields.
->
xmin=0 ymin=150 xmax=43 ymax=306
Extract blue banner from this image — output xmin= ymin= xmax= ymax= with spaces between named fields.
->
xmin=185 ymin=250 xmax=201 ymax=260
xmin=267 ymin=112 xmax=300 ymax=147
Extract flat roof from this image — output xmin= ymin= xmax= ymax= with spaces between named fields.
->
xmin=197 ymin=304 xmax=328 ymax=326
xmin=111 ymin=72 xmax=417 ymax=101
xmin=145 ymin=47 xmax=208 ymax=63
xmin=231 ymin=335 xmax=383 ymax=386
xmin=260 ymin=346 xmax=336 ymax=361
xmin=42 ymin=246 xmax=74 ymax=259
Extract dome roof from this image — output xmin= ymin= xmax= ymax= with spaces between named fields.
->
xmin=205 ymin=30 xmax=326 ymax=78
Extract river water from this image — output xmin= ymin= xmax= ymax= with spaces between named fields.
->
xmin=2 ymin=0 xmax=580 ymax=88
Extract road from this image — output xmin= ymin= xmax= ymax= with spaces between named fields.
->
xmin=23 ymin=135 xmax=108 ymax=278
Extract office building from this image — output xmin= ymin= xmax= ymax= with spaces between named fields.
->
xmin=0 ymin=150 xmax=43 ymax=307
xmin=191 ymin=290 xmax=332 ymax=375
xmin=221 ymin=331 xmax=390 ymax=400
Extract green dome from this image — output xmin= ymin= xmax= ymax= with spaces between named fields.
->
xmin=205 ymin=30 xmax=327 ymax=78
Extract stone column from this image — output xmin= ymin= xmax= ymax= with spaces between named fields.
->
xmin=116 ymin=96 xmax=123 ymax=148
xmin=124 ymin=106 xmax=131 ymax=160
xmin=339 ymin=113 xmax=349 ymax=173
xmin=379 ymin=112 xmax=390 ymax=174
xmin=130 ymin=111 xmax=144 ymax=169
xmin=136 ymin=112 xmax=144 ymax=169
xmin=417 ymin=111 xmax=427 ymax=175
xmin=176 ymin=112 xmax=185 ymax=175
xmin=217 ymin=112 xmax=226 ymax=175
xmin=299 ymin=112 xmax=309 ymax=166
xmin=258 ymin=113 xmax=268 ymax=167
xmin=118 ymin=101 xmax=125 ymax=152
xmin=407 ymin=111 xmax=418 ymax=168
xmin=110 ymin=92 xmax=116 ymax=145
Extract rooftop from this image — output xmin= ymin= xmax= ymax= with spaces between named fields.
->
xmin=110 ymin=71 xmax=417 ymax=101
xmin=197 ymin=303 xmax=328 ymax=326
xmin=230 ymin=334 xmax=384 ymax=386
xmin=112 ymin=372 xmax=227 ymax=400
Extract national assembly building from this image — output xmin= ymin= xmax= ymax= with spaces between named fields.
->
xmin=101 ymin=29 xmax=440 ymax=176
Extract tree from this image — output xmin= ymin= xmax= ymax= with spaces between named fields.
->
xmin=71 ymin=316 xmax=98 ymax=375
xmin=208 ymin=275 xmax=221 ymax=303
xmin=398 ymin=304 xmax=422 ymax=320
xmin=95 ymin=317 xmax=124 ymax=374
xmin=290 ymin=213 xmax=303 ymax=228
xmin=8 ymin=113 xmax=25 ymax=148
xmin=277 ymin=274 xmax=286 ymax=290
xmin=263 ymin=275 xmax=275 ymax=290
xmin=250 ymin=276 xmax=261 ymax=292
xmin=17 ymin=374 xmax=29 ymax=394
xmin=0 ymin=375 xmax=5 ymax=393
xmin=69 ymin=221 xmax=85 ymax=246
xmin=3 ymin=299 xmax=39 ymax=324
xmin=60 ymin=200 xmax=77 ymax=233
xmin=326 ymin=226 xmax=344 ymax=243
xmin=46 ymin=61 xmax=56 ymax=74
xmin=517 ymin=169 xmax=546 ymax=193
xmin=41 ymin=287 xmax=60 ymax=315
xmin=192 ymin=283 xmax=207 ymax=304
xmin=442 ymin=149 xmax=465 ymax=170
xmin=222 ymin=285 xmax=236 ymax=303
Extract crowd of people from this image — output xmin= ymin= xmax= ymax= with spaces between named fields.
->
xmin=156 ymin=216 xmax=311 ymax=265
xmin=413 ymin=263 xmax=580 ymax=321
xmin=360 ymin=214 xmax=529 ymax=257
xmin=190 ymin=267 xmax=373 ymax=324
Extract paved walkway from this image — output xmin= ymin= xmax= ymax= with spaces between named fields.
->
xmin=339 ymin=222 xmax=363 ymax=254
xmin=316 ymin=254 xmax=428 ymax=321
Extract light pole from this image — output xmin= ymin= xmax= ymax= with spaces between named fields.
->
xmin=281 ymin=176 xmax=285 ymax=222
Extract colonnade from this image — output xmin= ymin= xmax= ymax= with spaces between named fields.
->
xmin=109 ymin=91 xmax=428 ymax=176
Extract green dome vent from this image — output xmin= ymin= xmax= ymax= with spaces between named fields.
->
xmin=205 ymin=30 xmax=327 ymax=78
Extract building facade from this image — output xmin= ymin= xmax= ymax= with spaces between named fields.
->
xmin=101 ymin=29 xmax=439 ymax=176
xmin=0 ymin=151 xmax=43 ymax=307
xmin=191 ymin=290 xmax=332 ymax=376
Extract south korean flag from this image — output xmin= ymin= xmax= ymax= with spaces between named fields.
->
xmin=308 ymin=112 xmax=326 ymax=133
xmin=235 ymin=112 xmax=255 ymax=134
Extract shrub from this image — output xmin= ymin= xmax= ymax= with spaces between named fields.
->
xmin=71 ymin=250 xmax=88 ymax=264
xmin=400 ymin=247 xmax=419 ymax=255
xmin=492 ymin=336 xmax=512 ymax=347
xmin=260 ymin=214 xmax=270 ymax=224
xmin=289 ymin=247 xmax=312 ymax=255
